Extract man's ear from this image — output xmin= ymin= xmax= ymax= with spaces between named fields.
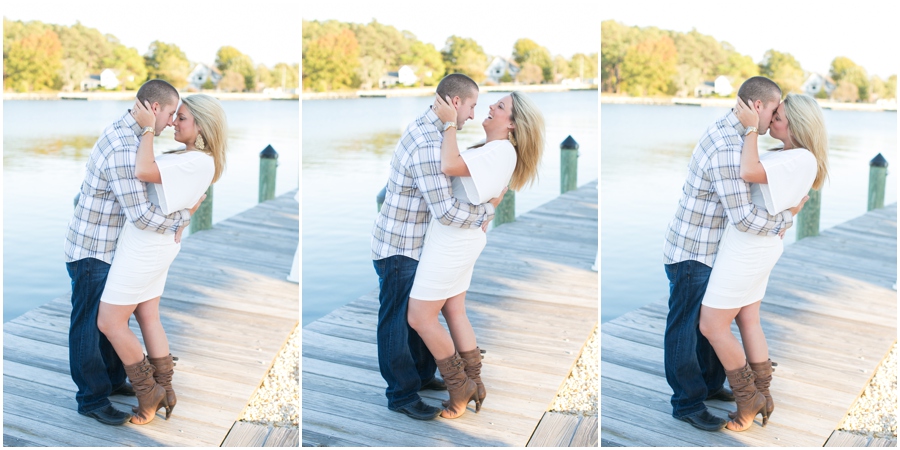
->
xmin=452 ymin=96 xmax=461 ymax=108
xmin=152 ymin=102 xmax=161 ymax=114
xmin=753 ymin=99 xmax=763 ymax=113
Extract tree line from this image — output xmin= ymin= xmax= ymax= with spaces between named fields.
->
xmin=3 ymin=17 xmax=299 ymax=93
xmin=302 ymin=19 xmax=599 ymax=92
xmin=601 ymin=20 xmax=897 ymax=103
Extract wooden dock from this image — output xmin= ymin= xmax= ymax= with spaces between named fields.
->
xmin=3 ymin=190 xmax=299 ymax=447
xmin=302 ymin=181 xmax=599 ymax=447
xmin=601 ymin=203 xmax=897 ymax=447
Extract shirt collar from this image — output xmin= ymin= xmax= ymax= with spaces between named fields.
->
xmin=423 ymin=106 xmax=443 ymax=130
xmin=122 ymin=110 xmax=144 ymax=137
xmin=725 ymin=109 xmax=746 ymax=135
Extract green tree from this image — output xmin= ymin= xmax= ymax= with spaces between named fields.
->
xmin=885 ymin=74 xmax=897 ymax=100
xmin=144 ymin=41 xmax=190 ymax=89
xmin=569 ymin=53 xmax=598 ymax=81
xmin=350 ymin=20 xmax=410 ymax=88
xmin=256 ymin=64 xmax=274 ymax=91
xmin=758 ymin=49 xmax=803 ymax=95
xmin=401 ymin=40 xmax=446 ymax=86
xmin=829 ymin=56 xmax=858 ymax=83
xmin=671 ymin=28 xmax=726 ymax=79
xmin=620 ymin=34 xmax=677 ymax=96
xmin=6 ymin=29 xmax=62 ymax=91
xmin=870 ymin=75 xmax=886 ymax=101
xmin=512 ymin=38 xmax=552 ymax=82
xmin=601 ymin=20 xmax=639 ymax=93
xmin=719 ymin=43 xmax=759 ymax=80
xmin=829 ymin=57 xmax=870 ymax=101
xmin=553 ymin=55 xmax=570 ymax=82
xmin=103 ymin=44 xmax=148 ymax=90
xmin=441 ymin=36 xmax=487 ymax=82
xmin=215 ymin=46 xmax=256 ymax=92
xmin=303 ymin=29 xmax=359 ymax=91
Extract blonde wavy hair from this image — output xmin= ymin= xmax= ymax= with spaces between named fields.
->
xmin=783 ymin=93 xmax=829 ymax=190
xmin=181 ymin=94 xmax=227 ymax=183
xmin=507 ymin=91 xmax=544 ymax=191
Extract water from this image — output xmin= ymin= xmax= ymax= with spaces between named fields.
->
xmin=3 ymin=100 xmax=299 ymax=322
xmin=600 ymin=103 xmax=897 ymax=323
xmin=302 ymin=90 xmax=598 ymax=326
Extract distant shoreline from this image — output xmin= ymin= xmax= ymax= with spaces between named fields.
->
xmin=3 ymin=91 xmax=299 ymax=101
xmin=302 ymin=83 xmax=598 ymax=100
xmin=601 ymin=95 xmax=897 ymax=112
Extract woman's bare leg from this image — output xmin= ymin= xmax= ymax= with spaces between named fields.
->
xmin=133 ymin=297 xmax=170 ymax=359
xmin=442 ymin=292 xmax=477 ymax=352
xmin=699 ymin=305 xmax=746 ymax=371
xmin=735 ymin=300 xmax=768 ymax=363
xmin=97 ymin=302 xmax=144 ymax=365
xmin=408 ymin=298 xmax=455 ymax=360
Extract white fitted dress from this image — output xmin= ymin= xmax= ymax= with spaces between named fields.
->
xmin=100 ymin=151 xmax=215 ymax=305
xmin=410 ymin=140 xmax=517 ymax=300
xmin=702 ymin=149 xmax=817 ymax=309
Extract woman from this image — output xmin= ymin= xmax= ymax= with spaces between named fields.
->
xmin=698 ymin=93 xmax=828 ymax=431
xmin=97 ymin=94 xmax=227 ymax=425
xmin=406 ymin=92 xmax=544 ymax=419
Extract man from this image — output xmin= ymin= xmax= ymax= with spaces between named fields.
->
xmin=662 ymin=76 xmax=807 ymax=431
xmin=65 ymin=79 xmax=204 ymax=425
xmin=371 ymin=73 xmax=505 ymax=420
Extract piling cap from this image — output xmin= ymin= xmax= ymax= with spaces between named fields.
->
xmin=260 ymin=145 xmax=279 ymax=159
xmin=560 ymin=135 xmax=579 ymax=150
xmin=870 ymin=153 xmax=888 ymax=168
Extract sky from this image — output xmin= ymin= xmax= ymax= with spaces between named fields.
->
xmin=302 ymin=0 xmax=599 ymax=59
xmin=2 ymin=0 xmax=300 ymax=66
xmin=601 ymin=0 xmax=898 ymax=79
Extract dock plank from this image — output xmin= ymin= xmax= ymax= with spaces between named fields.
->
xmin=302 ymin=181 xmax=599 ymax=446
xmin=3 ymin=190 xmax=299 ymax=447
xmin=601 ymin=203 xmax=897 ymax=447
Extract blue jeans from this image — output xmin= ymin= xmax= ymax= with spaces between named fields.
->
xmin=66 ymin=258 xmax=126 ymax=414
xmin=373 ymin=255 xmax=438 ymax=410
xmin=664 ymin=260 xmax=726 ymax=418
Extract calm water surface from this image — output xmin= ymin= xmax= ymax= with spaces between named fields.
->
xmin=3 ymin=100 xmax=299 ymax=322
xmin=601 ymin=104 xmax=897 ymax=322
xmin=302 ymin=91 xmax=598 ymax=325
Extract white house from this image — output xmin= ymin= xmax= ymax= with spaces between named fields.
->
xmin=694 ymin=76 xmax=732 ymax=97
xmin=397 ymin=65 xmax=418 ymax=86
xmin=80 ymin=68 xmax=119 ymax=91
xmin=802 ymin=73 xmax=836 ymax=97
xmin=714 ymin=75 xmax=733 ymax=96
xmin=188 ymin=63 xmax=222 ymax=90
xmin=484 ymin=56 xmax=520 ymax=84
xmin=99 ymin=69 xmax=119 ymax=90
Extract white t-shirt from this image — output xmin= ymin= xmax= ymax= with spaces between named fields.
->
xmin=147 ymin=151 xmax=215 ymax=215
xmin=749 ymin=148 xmax=817 ymax=214
xmin=449 ymin=139 xmax=517 ymax=204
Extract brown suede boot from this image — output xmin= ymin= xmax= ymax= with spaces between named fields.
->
xmin=436 ymin=352 xmax=477 ymax=419
xmin=442 ymin=347 xmax=486 ymax=412
xmin=725 ymin=361 xmax=768 ymax=432
xmin=148 ymin=354 xmax=177 ymax=419
xmin=729 ymin=359 xmax=776 ymax=420
xmin=124 ymin=355 xmax=169 ymax=425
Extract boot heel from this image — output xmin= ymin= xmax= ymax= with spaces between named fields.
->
xmin=760 ymin=407 xmax=769 ymax=427
xmin=472 ymin=393 xmax=481 ymax=413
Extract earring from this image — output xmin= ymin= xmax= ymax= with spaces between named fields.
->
xmin=195 ymin=134 xmax=205 ymax=150
xmin=508 ymin=130 xmax=517 ymax=147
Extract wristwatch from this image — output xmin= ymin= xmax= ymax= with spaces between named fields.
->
xmin=141 ymin=126 xmax=155 ymax=136
xmin=744 ymin=126 xmax=758 ymax=136
xmin=443 ymin=121 xmax=457 ymax=131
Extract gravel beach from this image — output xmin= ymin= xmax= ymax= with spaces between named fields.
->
xmin=238 ymin=323 xmax=299 ymax=428
xmin=838 ymin=342 xmax=897 ymax=440
xmin=549 ymin=324 xmax=598 ymax=415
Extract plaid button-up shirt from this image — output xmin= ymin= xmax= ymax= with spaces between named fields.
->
xmin=65 ymin=111 xmax=190 ymax=264
xmin=371 ymin=107 xmax=494 ymax=261
xmin=663 ymin=110 xmax=793 ymax=267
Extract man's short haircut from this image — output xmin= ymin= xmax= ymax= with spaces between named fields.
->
xmin=435 ymin=73 xmax=478 ymax=102
xmin=136 ymin=79 xmax=179 ymax=107
xmin=737 ymin=76 xmax=782 ymax=106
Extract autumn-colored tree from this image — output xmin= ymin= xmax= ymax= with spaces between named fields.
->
xmin=832 ymin=81 xmax=859 ymax=102
xmin=218 ymin=70 xmax=245 ymax=93
xmin=6 ymin=29 xmax=63 ymax=91
xmin=517 ymin=63 xmax=544 ymax=85
xmin=303 ymin=29 xmax=359 ymax=91
xmin=620 ymin=34 xmax=677 ymax=96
